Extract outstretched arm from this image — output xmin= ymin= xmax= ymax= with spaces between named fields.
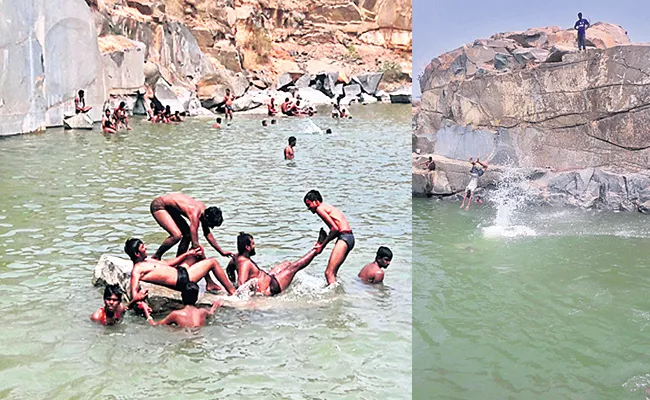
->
xmin=149 ymin=311 xmax=178 ymax=326
xmin=203 ymin=224 xmax=233 ymax=257
xmin=206 ymin=300 xmax=223 ymax=316
xmin=475 ymin=158 xmax=488 ymax=169
xmin=164 ymin=247 xmax=202 ymax=267
xmin=315 ymin=209 xmax=341 ymax=248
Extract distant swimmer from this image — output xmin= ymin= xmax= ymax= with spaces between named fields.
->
xmin=75 ymin=90 xmax=92 ymax=114
xmin=460 ymin=157 xmax=488 ymax=211
xmin=417 ymin=156 xmax=436 ymax=171
xmin=147 ymin=282 xmax=223 ymax=327
xmin=114 ymin=101 xmax=132 ymax=130
xmin=170 ymin=111 xmax=184 ymax=122
xmin=212 ymin=117 xmax=222 ymax=129
xmin=224 ymin=88 xmax=235 ymax=121
xmin=101 ymin=109 xmax=116 ymax=134
xmin=262 ymin=120 xmax=268 ymax=127
xmin=226 ymin=230 xmax=326 ymax=296
xmin=284 ymin=136 xmax=296 ymax=160
xmin=574 ymin=12 xmax=590 ymax=51
xmin=358 ymin=247 xmax=392 ymax=284
xmin=304 ymin=190 xmax=354 ymax=285
xmin=90 ymin=284 xmax=149 ymax=326
xmin=124 ymin=238 xmax=236 ymax=300
xmin=149 ymin=193 xmax=234 ymax=262
xmin=271 ymin=119 xmax=277 ymax=125
xmin=325 ymin=128 xmax=332 ymax=134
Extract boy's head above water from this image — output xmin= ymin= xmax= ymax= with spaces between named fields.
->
xmin=375 ymin=246 xmax=393 ymax=269
xmin=304 ymin=190 xmax=322 ymax=212
xmin=181 ymin=282 xmax=200 ymax=305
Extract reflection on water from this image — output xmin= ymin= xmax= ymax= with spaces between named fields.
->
xmin=414 ymin=199 xmax=650 ymax=399
xmin=0 ymin=104 xmax=412 ymax=399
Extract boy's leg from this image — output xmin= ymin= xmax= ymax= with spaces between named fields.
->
xmin=270 ymin=249 xmax=319 ymax=291
xmin=324 ymin=240 xmax=349 ymax=285
xmin=187 ymin=258 xmax=235 ymax=295
xmin=460 ymin=191 xmax=468 ymax=208
xmin=466 ymin=191 xmax=473 ymax=210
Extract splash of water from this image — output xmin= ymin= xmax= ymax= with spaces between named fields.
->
xmin=303 ymin=119 xmax=323 ymax=134
xmin=482 ymin=165 xmax=537 ymax=238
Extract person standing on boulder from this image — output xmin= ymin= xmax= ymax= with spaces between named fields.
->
xmin=574 ymin=12 xmax=590 ymax=51
xmin=460 ymin=157 xmax=488 ymax=211
xmin=75 ymin=90 xmax=92 ymax=114
xmin=223 ymin=88 xmax=235 ymax=121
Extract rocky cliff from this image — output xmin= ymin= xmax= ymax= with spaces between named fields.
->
xmin=413 ymin=23 xmax=650 ymax=212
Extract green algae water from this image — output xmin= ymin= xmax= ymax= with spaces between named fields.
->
xmin=0 ymin=104 xmax=412 ymax=399
xmin=413 ymin=198 xmax=650 ymax=399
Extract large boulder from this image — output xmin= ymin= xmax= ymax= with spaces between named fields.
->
xmin=98 ymin=35 xmax=146 ymax=93
xmin=311 ymin=72 xmax=339 ymax=97
xmin=389 ymin=87 xmax=412 ymax=104
xmin=351 ymin=72 xmax=383 ymax=95
xmin=63 ymin=113 xmax=94 ymax=130
xmin=296 ymin=87 xmax=333 ymax=105
xmin=0 ymin=0 xmax=108 ymax=135
xmin=154 ymin=80 xmax=185 ymax=112
xmin=231 ymin=95 xmax=264 ymax=112
xmin=343 ymin=84 xmax=362 ymax=97
xmin=197 ymin=70 xmax=249 ymax=108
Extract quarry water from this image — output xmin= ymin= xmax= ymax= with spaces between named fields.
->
xmin=413 ymin=198 xmax=650 ymax=399
xmin=0 ymin=104 xmax=412 ymax=399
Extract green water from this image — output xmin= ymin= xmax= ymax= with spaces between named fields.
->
xmin=0 ymin=104 xmax=412 ymax=399
xmin=413 ymin=199 xmax=650 ymax=399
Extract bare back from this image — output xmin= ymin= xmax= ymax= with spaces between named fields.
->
xmin=165 ymin=306 xmax=209 ymax=327
xmin=132 ymin=258 xmax=179 ymax=287
xmin=158 ymin=193 xmax=206 ymax=219
xmin=317 ymin=203 xmax=351 ymax=232
xmin=358 ymin=262 xmax=384 ymax=283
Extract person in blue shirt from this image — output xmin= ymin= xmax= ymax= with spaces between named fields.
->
xmin=574 ymin=12 xmax=590 ymax=51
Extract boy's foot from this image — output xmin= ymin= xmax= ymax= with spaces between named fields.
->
xmin=465 ymin=206 xmax=470 ymax=210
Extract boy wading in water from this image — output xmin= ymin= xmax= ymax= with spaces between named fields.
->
xmin=304 ymin=190 xmax=354 ymax=285
xmin=460 ymin=157 xmax=488 ymax=210
xmin=358 ymin=246 xmax=393 ymax=284
xmin=147 ymin=282 xmax=223 ymax=327
xmin=284 ymin=136 xmax=296 ymax=160
xmin=90 ymin=284 xmax=149 ymax=326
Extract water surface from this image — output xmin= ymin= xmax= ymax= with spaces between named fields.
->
xmin=0 ymin=104 xmax=412 ymax=399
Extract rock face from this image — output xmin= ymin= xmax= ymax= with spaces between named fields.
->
xmin=414 ymin=24 xmax=650 ymax=212
xmin=63 ymin=113 xmax=94 ymax=130
xmin=0 ymin=0 xmax=108 ymax=136
xmin=98 ymin=35 xmax=146 ymax=93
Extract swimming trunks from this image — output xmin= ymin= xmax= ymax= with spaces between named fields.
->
xmin=225 ymin=105 xmax=233 ymax=112
xmin=174 ymin=266 xmax=190 ymax=291
xmin=268 ymin=274 xmax=282 ymax=296
xmin=150 ymin=197 xmax=165 ymax=213
xmin=337 ymin=231 xmax=355 ymax=255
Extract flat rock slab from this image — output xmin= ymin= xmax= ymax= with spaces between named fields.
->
xmin=63 ymin=113 xmax=94 ymax=130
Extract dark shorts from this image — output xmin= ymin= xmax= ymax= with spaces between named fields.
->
xmin=337 ymin=232 xmax=355 ymax=255
xmin=268 ymin=274 xmax=282 ymax=296
xmin=175 ymin=266 xmax=190 ymax=291
xmin=225 ymin=105 xmax=233 ymax=112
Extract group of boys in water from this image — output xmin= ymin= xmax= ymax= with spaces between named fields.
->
xmin=92 ymin=191 xmax=393 ymax=327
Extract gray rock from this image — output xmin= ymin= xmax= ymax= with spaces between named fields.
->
xmin=231 ymin=95 xmax=263 ymax=112
xmin=295 ymin=73 xmax=312 ymax=88
xmin=344 ymin=84 xmax=362 ymax=97
xmin=99 ymin=36 xmax=146 ymax=93
xmin=333 ymin=83 xmax=344 ymax=96
xmin=296 ymin=87 xmax=333 ymax=105
xmin=313 ymin=71 xmax=339 ymax=97
xmin=360 ymin=94 xmax=378 ymax=104
xmin=154 ymin=80 xmax=185 ymax=113
xmin=277 ymin=73 xmax=294 ymax=91
xmin=494 ymin=53 xmax=513 ymax=70
xmin=389 ymin=87 xmax=412 ymax=104
xmin=63 ymin=113 xmax=94 ymax=130
xmin=545 ymin=44 xmax=576 ymax=62
xmin=512 ymin=48 xmax=550 ymax=64
xmin=351 ymin=72 xmax=383 ymax=95
xmin=339 ymin=95 xmax=360 ymax=106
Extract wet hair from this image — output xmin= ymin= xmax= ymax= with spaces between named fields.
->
xmin=119 ymin=101 xmax=126 ymax=108
xmin=181 ymin=282 xmax=199 ymax=305
xmin=226 ymin=88 xmax=231 ymax=93
xmin=165 ymin=105 xmax=171 ymax=112
xmin=578 ymin=12 xmax=582 ymax=18
xmin=262 ymin=120 xmax=268 ymax=126
xmin=216 ymin=117 xmax=222 ymax=123
xmin=376 ymin=246 xmax=393 ymax=261
xmin=105 ymin=108 xmax=111 ymax=115
xmin=103 ymin=284 xmax=123 ymax=300
xmin=237 ymin=232 xmax=253 ymax=254
xmin=325 ymin=128 xmax=332 ymax=134
xmin=429 ymin=157 xmax=433 ymax=161
xmin=304 ymin=190 xmax=323 ymax=203
xmin=285 ymin=98 xmax=290 ymax=102
xmin=124 ymin=238 xmax=144 ymax=262
xmin=296 ymin=100 xmax=301 ymax=106
xmin=203 ymin=207 xmax=223 ymax=228
xmin=271 ymin=119 xmax=277 ymax=124
xmin=289 ymin=136 xmax=296 ymax=145
xmin=78 ymin=90 xmax=84 ymax=97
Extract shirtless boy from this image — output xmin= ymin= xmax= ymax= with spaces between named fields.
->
xmin=75 ymin=90 xmax=92 ymax=114
xmin=358 ymin=246 xmax=392 ymax=284
xmin=284 ymin=136 xmax=296 ymax=160
xmin=102 ymin=109 xmax=116 ymax=134
xmin=90 ymin=284 xmax=149 ymax=325
xmin=460 ymin=157 xmax=488 ymax=210
xmin=149 ymin=193 xmax=234 ymax=260
xmin=124 ymin=238 xmax=236 ymax=301
xmin=212 ymin=117 xmax=222 ymax=129
xmin=224 ymin=88 xmax=235 ymax=121
xmin=226 ymin=230 xmax=326 ymax=296
xmin=268 ymin=97 xmax=277 ymax=116
xmin=114 ymin=101 xmax=132 ymax=130
xmin=303 ymin=190 xmax=354 ymax=285
xmin=148 ymin=282 xmax=223 ymax=327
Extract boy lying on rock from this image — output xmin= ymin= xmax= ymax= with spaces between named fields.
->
xmin=146 ymin=282 xmax=223 ymax=328
xmin=124 ymin=238 xmax=236 ymax=307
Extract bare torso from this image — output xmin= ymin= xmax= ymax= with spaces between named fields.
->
xmin=284 ymin=146 xmax=294 ymax=159
xmin=133 ymin=258 xmax=179 ymax=287
xmin=358 ymin=262 xmax=384 ymax=283
xmin=231 ymin=256 xmax=272 ymax=295
xmin=158 ymin=193 xmax=206 ymax=219
xmin=317 ymin=203 xmax=351 ymax=232
xmin=166 ymin=306 xmax=209 ymax=327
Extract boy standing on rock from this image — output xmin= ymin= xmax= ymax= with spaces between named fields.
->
xmin=574 ymin=12 xmax=590 ymax=51
xmin=460 ymin=157 xmax=488 ymax=210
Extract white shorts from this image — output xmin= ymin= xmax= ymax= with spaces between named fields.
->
xmin=465 ymin=176 xmax=478 ymax=193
